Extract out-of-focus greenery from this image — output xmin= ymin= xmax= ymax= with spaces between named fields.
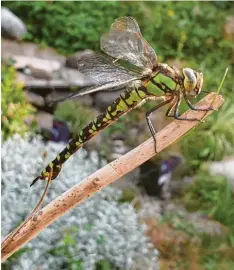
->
xmin=1 ymin=62 xmax=36 ymax=140
xmin=49 ymin=229 xmax=114 ymax=270
xmin=3 ymin=1 xmax=234 ymax=168
xmin=54 ymin=100 xmax=96 ymax=136
xmin=162 ymin=167 xmax=234 ymax=270
xmin=172 ymin=169 xmax=234 ymax=269
xmin=182 ymin=101 xmax=234 ymax=170
xmin=183 ymin=170 xmax=234 ymax=230
xmin=161 ymin=210 xmax=234 ymax=270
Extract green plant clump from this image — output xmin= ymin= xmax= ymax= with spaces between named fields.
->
xmin=1 ymin=62 xmax=36 ymax=140
xmin=182 ymin=101 xmax=234 ymax=170
xmin=183 ymin=170 xmax=234 ymax=230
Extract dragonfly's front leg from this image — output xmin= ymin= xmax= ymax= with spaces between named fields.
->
xmin=169 ymin=95 xmax=203 ymax=122
xmin=146 ymin=97 xmax=174 ymax=153
xmin=184 ymin=94 xmax=215 ymax=111
xmin=166 ymin=98 xmax=177 ymax=118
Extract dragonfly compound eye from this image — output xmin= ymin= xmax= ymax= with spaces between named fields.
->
xmin=182 ymin=68 xmax=197 ymax=95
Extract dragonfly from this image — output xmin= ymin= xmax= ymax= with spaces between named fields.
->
xmin=30 ymin=16 xmax=213 ymax=186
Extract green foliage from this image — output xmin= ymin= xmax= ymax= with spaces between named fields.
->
xmin=96 ymin=260 xmax=113 ymax=270
xmin=182 ymin=101 xmax=234 ymax=170
xmin=54 ymin=100 xmax=95 ymax=136
xmin=183 ymin=170 xmax=234 ymax=230
xmin=161 ymin=212 xmax=234 ymax=270
xmin=164 ymin=168 xmax=234 ymax=269
xmin=3 ymin=1 xmax=146 ymax=55
xmin=1 ymin=62 xmax=36 ymax=140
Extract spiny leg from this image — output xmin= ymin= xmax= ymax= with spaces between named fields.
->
xmin=170 ymin=95 xmax=203 ymax=122
xmin=184 ymin=94 xmax=215 ymax=111
xmin=146 ymin=98 xmax=174 ymax=153
xmin=166 ymin=97 xmax=177 ymax=118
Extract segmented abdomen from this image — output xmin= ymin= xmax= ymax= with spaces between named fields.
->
xmin=39 ymin=87 xmax=151 ymax=181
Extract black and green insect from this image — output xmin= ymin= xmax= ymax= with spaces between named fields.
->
xmin=30 ymin=17 xmax=213 ymax=186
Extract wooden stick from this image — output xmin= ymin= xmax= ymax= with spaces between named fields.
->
xmin=1 ymin=93 xmax=224 ymax=262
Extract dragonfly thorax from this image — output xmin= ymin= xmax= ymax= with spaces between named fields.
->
xmin=183 ymin=68 xmax=203 ymax=97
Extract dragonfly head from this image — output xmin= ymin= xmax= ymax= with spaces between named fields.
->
xmin=182 ymin=68 xmax=203 ymax=98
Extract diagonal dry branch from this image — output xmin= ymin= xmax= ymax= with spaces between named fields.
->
xmin=1 ymin=92 xmax=224 ymax=262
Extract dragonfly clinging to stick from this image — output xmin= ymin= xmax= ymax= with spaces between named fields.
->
xmin=30 ymin=16 xmax=213 ymax=186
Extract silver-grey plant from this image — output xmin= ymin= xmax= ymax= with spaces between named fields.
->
xmin=2 ymin=134 xmax=158 ymax=270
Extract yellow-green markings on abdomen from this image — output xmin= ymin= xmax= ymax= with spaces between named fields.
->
xmin=39 ymin=88 xmax=151 ymax=181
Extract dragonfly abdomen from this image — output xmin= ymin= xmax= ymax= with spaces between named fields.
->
xmin=31 ymin=87 xmax=150 ymax=185
xmin=54 ymin=88 xmax=149 ymax=163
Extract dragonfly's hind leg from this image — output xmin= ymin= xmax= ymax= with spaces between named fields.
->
xmin=146 ymin=98 xmax=173 ymax=153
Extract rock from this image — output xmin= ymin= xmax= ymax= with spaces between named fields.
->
xmin=58 ymin=67 xmax=94 ymax=87
xmin=24 ymin=115 xmax=36 ymax=127
xmin=16 ymin=73 xmax=70 ymax=90
xmin=167 ymin=176 xmax=194 ymax=196
xmin=93 ymin=90 xmax=123 ymax=111
xmin=164 ymin=203 xmax=229 ymax=236
xmin=35 ymin=112 xmax=53 ymax=131
xmin=110 ymin=139 xmax=129 ymax=160
xmin=1 ymin=7 xmax=27 ymax=40
xmin=13 ymin=55 xmax=61 ymax=73
xmin=1 ymin=40 xmax=65 ymax=63
xmin=25 ymin=91 xmax=45 ymax=106
xmin=66 ymin=50 xmax=93 ymax=69
xmin=3 ymin=47 xmax=94 ymax=90
xmin=17 ymin=65 xmax=53 ymax=80
xmin=111 ymin=168 xmax=141 ymax=190
xmin=137 ymin=195 xmax=162 ymax=220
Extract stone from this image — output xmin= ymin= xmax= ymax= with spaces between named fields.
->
xmin=58 ymin=67 xmax=94 ymax=87
xmin=35 ymin=112 xmax=53 ymax=131
xmin=13 ymin=55 xmax=61 ymax=73
xmin=1 ymin=7 xmax=27 ymax=40
xmin=25 ymin=91 xmax=45 ymax=106
xmin=66 ymin=50 xmax=93 ymax=69
xmin=93 ymin=90 xmax=123 ymax=111
xmin=1 ymin=40 xmax=65 ymax=63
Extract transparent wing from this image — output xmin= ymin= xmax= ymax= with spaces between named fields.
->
xmin=101 ymin=17 xmax=157 ymax=71
xmin=49 ymin=52 xmax=141 ymax=104
xmin=76 ymin=51 xmax=141 ymax=85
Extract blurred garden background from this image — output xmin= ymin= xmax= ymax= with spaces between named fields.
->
xmin=1 ymin=1 xmax=234 ymax=270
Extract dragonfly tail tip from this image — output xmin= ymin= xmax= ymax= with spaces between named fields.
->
xmin=30 ymin=177 xmax=40 ymax=187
